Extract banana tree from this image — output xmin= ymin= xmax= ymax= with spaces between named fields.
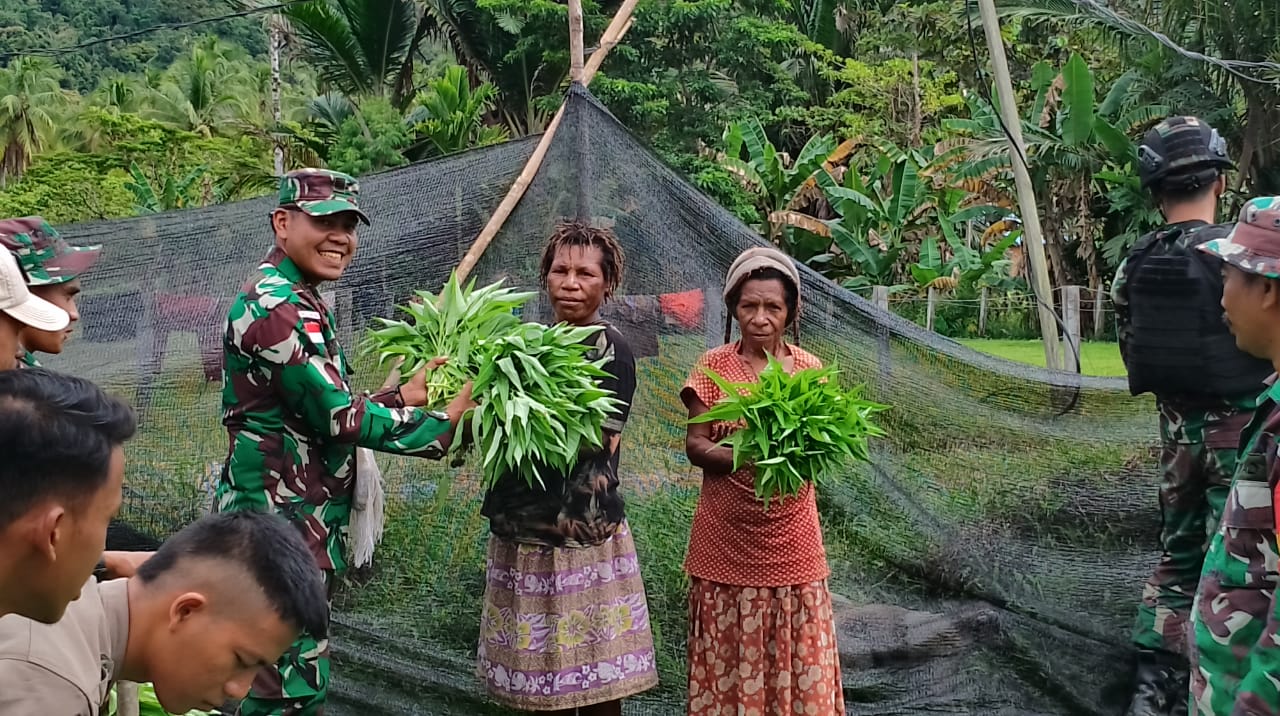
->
xmin=719 ymin=116 xmax=859 ymax=259
xmin=125 ymin=161 xmax=210 ymax=214
xmin=945 ymin=52 xmax=1166 ymax=293
xmin=910 ymin=216 xmax=1020 ymax=292
xmin=806 ymin=144 xmax=934 ymax=291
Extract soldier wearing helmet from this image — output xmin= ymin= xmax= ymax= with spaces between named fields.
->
xmin=1112 ymin=117 xmax=1273 ymax=716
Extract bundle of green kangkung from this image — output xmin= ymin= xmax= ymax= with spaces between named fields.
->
xmin=690 ymin=356 xmax=887 ymax=507
xmin=362 ymin=272 xmax=621 ymax=489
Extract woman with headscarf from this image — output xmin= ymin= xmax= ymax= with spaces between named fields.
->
xmin=680 ymin=246 xmax=845 ymax=715
xmin=477 ymin=220 xmax=659 ymax=715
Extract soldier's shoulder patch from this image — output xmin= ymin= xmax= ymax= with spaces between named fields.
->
xmin=298 ymin=308 xmax=325 ymax=345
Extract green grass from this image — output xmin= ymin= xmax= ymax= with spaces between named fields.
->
xmin=957 ymin=338 xmax=1127 ymax=377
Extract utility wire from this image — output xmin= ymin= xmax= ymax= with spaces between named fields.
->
xmin=1005 ymin=0 xmax=1280 ymax=85
xmin=0 ymin=0 xmax=309 ymax=63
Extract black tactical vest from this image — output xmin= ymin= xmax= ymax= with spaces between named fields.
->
xmin=1124 ymin=222 xmax=1274 ymax=400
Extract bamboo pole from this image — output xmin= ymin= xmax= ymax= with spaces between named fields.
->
xmin=568 ymin=0 xmax=585 ymax=83
xmin=453 ymin=0 xmax=640 ymax=283
xmin=568 ymin=0 xmax=589 ymax=219
xmin=975 ymin=0 xmax=1060 ymax=370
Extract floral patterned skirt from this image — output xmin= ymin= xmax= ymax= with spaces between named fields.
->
xmin=687 ymin=577 xmax=845 ymax=716
xmin=477 ymin=521 xmax=659 ymax=709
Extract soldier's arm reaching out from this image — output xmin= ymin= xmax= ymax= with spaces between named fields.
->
xmin=235 ymin=301 xmax=474 ymax=458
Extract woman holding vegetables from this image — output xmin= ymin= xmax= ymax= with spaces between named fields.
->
xmin=476 ymin=221 xmax=658 ymax=714
xmin=680 ymin=246 xmax=845 ymax=716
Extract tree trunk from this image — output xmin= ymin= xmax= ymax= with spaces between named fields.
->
xmin=270 ymin=17 xmax=285 ymax=177
xmin=1234 ymin=91 xmax=1263 ymax=194
xmin=910 ymin=49 xmax=923 ymax=148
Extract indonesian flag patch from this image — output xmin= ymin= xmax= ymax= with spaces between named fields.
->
xmin=300 ymin=309 xmax=325 ymax=345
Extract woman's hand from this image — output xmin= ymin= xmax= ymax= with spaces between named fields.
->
xmin=445 ymin=380 xmax=476 ymax=425
xmin=100 ymin=550 xmax=154 ymax=579
xmin=684 ymin=395 xmax=737 ymax=474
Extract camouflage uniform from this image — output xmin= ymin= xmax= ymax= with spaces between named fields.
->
xmin=218 ymin=170 xmax=453 ymax=716
xmin=1114 ymin=225 xmax=1257 ymax=657
xmin=0 ymin=216 xmax=101 ymax=369
xmin=1190 ymin=197 xmax=1280 ymax=716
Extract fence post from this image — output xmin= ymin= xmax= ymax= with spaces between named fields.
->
xmin=870 ymin=286 xmax=892 ymax=392
xmin=978 ymin=287 xmax=989 ymax=336
xmin=871 ymin=285 xmax=889 ymax=311
xmin=1062 ymin=285 xmax=1081 ymax=372
xmin=926 ymin=287 xmax=938 ymax=332
xmin=1093 ymin=286 xmax=1106 ymax=338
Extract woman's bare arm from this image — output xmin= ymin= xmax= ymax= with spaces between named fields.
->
xmin=684 ymin=394 xmax=736 ymax=473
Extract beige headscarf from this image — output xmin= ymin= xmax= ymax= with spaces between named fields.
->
xmin=722 ymin=246 xmax=802 ymax=344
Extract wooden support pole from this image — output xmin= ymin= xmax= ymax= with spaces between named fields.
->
xmin=976 ymin=0 xmax=1060 ymax=370
xmin=1062 ymin=285 xmax=1080 ymax=373
xmin=453 ymin=0 xmax=639 ymax=283
xmin=926 ymin=287 xmax=938 ymax=332
xmin=978 ymin=287 xmax=989 ymax=336
xmin=568 ymin=0 xmax=585 ymax=83
xmin=567 ymin=0 xmax=589 ymax=219
xmin=871 ymin=285 xmax=889 ymax=311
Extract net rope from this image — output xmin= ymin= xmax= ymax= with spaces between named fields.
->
xmin=60 ymin=86 xmax=1155 ymax=715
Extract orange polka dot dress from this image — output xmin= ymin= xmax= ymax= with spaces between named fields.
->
xmin=680 ymin=342 xmax=845 ymax=716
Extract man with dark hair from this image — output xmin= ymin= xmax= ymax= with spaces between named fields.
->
xmin=219 ymin=168 xmax=476 ymax=714
xmin=0 ymin=216 xmax=101 ymax=367
xmin=0 ymin=510 xmax=328 ymax=715
xmin=1112 ymin=117 xmax=1274 ymax=716
xmin=0 ymin=367 xmax=134 ymax=624
xmin=1188 ymin=197 xmax=1280 ymax=715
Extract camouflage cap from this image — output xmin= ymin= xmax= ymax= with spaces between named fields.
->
xmin=0 ymin=217 xmax=101 ymax=286
xmin=1139 ymin=116 xmax=1233 ymax=190
xmin=278 ymin=168 xmax=370 ymax=225
xmin=1198 ymin=196 xmax=1280 ymax=278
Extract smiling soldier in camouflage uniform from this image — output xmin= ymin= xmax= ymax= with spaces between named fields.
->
xmin=219 ymin=168 xmax=475 ymax=716
xmin=1113 ymin=117 xmax=1274 ymax=716
xmin=0 ymin=217 xmax=100 ymax=368
xmin=1190 ymin=196 xmax=1280 ymax=716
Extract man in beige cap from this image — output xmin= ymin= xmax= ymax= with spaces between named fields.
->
xmin=0 ymin=249 xmax=69 ymax=371
xmin=0 ymin=216 xmax=101 ymax=367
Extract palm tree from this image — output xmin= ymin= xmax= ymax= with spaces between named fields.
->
xmin=0 ymin=57 xmax=72 ymax=185
xmin=281 ymin=0 xmax=424 ymax=107
xmin=280 ymin=0 xmax=562 ymax=136
xmin=146 ymin=37 xmax=257 ymax=138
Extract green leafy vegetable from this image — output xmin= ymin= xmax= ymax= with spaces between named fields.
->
xmin=362 ymin=271 xmax=622 ymax=489
xmin=469 ymin=322 xmax=622 ymax=490
xmin=689 ymin=356 xmax=888 ymax=508
xmin=360 ymin=271 xmax=535 ymax=407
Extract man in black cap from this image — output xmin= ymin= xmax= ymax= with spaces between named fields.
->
xmin=1112 ymin=116 xmax=1275 ymax=716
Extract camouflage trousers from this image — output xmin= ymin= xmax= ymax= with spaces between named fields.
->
xmin=1189 ymin=476 xmax=1279 ymax=715
xmin=1131 ymin=407 xmax=1247 ymax=655
xmin=236 ymin=572 xmax=333 ymax=716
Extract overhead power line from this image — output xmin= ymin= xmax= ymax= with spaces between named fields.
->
xmin=0 ymin=0 xmax=309 ymax=64
xmin=1004 ymin=0 xmax=1280 ymax=85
